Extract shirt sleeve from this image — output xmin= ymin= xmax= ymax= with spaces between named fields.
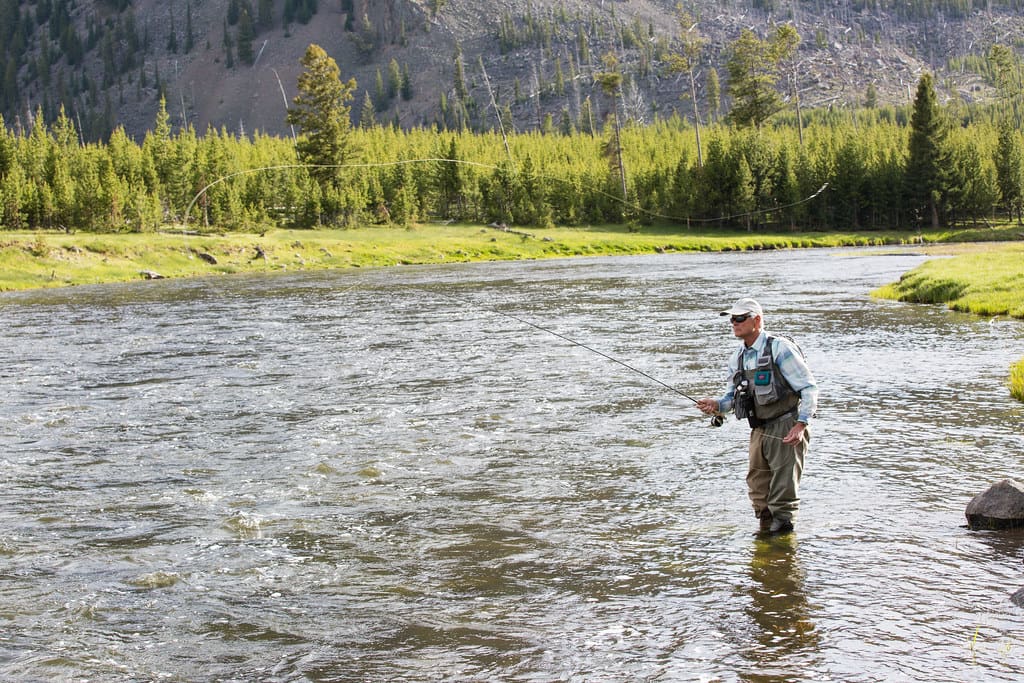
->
xmin=773 ymin=338 xmax=819 ymax=423
xmin=716 ymin=348 xmax=742 ymax=414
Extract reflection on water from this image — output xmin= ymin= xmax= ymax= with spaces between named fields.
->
xmin=744 ymin=535 xmax=819 ymax=679
xmin=1 ymin=248 xmax=1023 ymax=681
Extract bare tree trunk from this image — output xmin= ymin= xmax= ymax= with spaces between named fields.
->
xmin=479 ymin=58 xmax=514 ymax=168
xmin=689 ymin=68 xmax=704 ymax=168
xmin=792 ymin=68 xmax=804 ymax=146
xmin=612 ymin=101 xmax=627 ymax=206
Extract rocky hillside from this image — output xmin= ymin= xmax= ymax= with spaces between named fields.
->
xmin=1 ymin=0 xmax=1021 ymax=140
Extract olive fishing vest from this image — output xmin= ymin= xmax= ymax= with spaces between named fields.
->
xmin=731 ymin=335 xmax=800 ymax=426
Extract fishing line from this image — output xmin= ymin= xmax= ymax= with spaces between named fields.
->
xmin=428 ymin=288 xmax=798 ymax=434
xmin=180 ymin=158 xmax=817 ymax=436
xmin=430 ymin=287 xmax=823 ymax=442
xmin=429 ymin=287 xmax=702 ymax=401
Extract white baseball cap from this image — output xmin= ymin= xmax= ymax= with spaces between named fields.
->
xmin=719 ymin=297 xmax=763 ymax=318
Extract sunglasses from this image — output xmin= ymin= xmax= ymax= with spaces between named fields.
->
xmin=730 ymin=314 xmax=753 ymax=324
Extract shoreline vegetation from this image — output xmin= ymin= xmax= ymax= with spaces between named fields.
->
xmin=2 ymin=222 xmax=1022 ymax=292
xmin=870 ymin=239 xmax=1024 ymax=401
xmin=3 ymin=222 xmax=1022 ymax=401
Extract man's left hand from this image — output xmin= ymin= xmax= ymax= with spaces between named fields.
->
xmin=782 ymin=421 xmax=806 ymax=445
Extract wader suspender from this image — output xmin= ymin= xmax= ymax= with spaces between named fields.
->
xmin=733 ymin=336 xmax=798 ymax=428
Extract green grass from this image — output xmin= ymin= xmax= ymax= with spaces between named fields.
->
xmin=871 ymin=243 xmax=1024 ymax=318
xmin=2 ymin=221 xmax=1022 ymax=292
xmin=1011 ymin=358 xmax=1024 ymax=402
xmin=872 ymin=242 xmax=1024 ymax=403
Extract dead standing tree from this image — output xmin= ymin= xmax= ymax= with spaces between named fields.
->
xmin=596 ymin=52 xmax=628 ymax=219
xmin=668 ymin=10 xmax=707 ymax=168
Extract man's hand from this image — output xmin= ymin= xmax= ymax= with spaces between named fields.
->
xmin=696 ymin=398 xmax=719 ymax=415
xmin=782 ymin=421 xmax=806 ymax=445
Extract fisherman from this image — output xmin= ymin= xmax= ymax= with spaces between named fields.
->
xmin=696 ymin=298 xmax=818 ymax=535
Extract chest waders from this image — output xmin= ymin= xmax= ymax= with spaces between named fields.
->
xmin=730 ymin=335 xmax=800 ymax=428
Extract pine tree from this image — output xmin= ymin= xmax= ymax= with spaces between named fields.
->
xmin=237 ymin=10 xmax=255 ymax=65
xmin=864 ymin=82 xmax=878 ymax=109
xmin=453 ymin=46 xmax=468 ymax=102
xmin=995 ymin=117 xmax=1024 ymax=222
xmin=946 ymin=135 xmax=997 ymax=224
xmin=258 ymin=0 xmax=274 ymax=30
xmin=434 ymin=137 xmax=464 ymax=219
xmin=359 ymin=91 xmax=375 ymax=129
xmin=400 ymin=63 xmax=413 ymax=101
xmin=167 ymin=16 xmax=178 ymax=53
xmin=388 ymin=159 xmax=418 ymax=226
xmin=223 ymin=21 xmax=235 ymax=69
xmin=541 ymin=112 xmax=555 ymax=136
xmin=725 ymin=27 xmax=798 ymax=129
xmin=0 ymin=114 xmax=12 ymax=178
xmin=373 ymin=69 xmax=387 ymax=111
xmin=499 ymin=105 xmax=513 ymax=136
xmin=735 ymin=156 xmax=756 ymax=231
xmin=387 ymin=59 xmax=401 ymax=100
xmin=0 ymin=159 xmax=27 ymax=229
xmin=559 ymin=106 xmax=575 ymax=136
xmin=988 ymin=44 xmax=1022 ymax=126
xmin=904 ymin=73 xmax=949 ymax=228
xmin=286 ymin=44 xmax=357 ymax=200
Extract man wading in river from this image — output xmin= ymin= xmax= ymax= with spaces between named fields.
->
xmin=696 ymin=298 xmax=819 ymax=535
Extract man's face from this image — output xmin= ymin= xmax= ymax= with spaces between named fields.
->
xmin=729 ymin=313 xmax=760 ymax=339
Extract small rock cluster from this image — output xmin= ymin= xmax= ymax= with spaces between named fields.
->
xmin=965 ymin=479 xmax=1024 ymax=608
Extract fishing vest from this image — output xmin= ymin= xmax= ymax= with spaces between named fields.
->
xmin=730 ymin=335 xmax=801 ymax=427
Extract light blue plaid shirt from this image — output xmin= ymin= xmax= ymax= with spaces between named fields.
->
xmin=717 ymin=331 xmax=819 ymax=423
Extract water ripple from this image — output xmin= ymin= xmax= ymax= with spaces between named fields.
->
xmin=1 ymin=249 xmax=1023 ymax=681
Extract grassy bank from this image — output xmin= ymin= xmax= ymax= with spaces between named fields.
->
xmin=872 ymin=242 xmax=1024 ymax=317
xmin=872 ymin=241 xmax=1024 ymax=401
xmin=2 ymin=222 xmax=1022 ymax=292
xmin=1012 ymin=359 xmax=1024 ymax=402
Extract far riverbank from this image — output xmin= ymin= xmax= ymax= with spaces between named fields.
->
xmin=4 ymin=221 xmax=1022 ymax=400
xmin=2 ymin=222 xmax=1022 ymax=292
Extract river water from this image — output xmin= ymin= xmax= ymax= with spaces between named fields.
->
xmin=1 ymin=247 xmax=1023 ymax=682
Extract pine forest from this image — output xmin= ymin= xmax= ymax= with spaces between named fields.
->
xmin=2 ymin=0 xmax=1024 ymax=234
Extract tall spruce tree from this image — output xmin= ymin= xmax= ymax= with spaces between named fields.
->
xmin=359 ymin=91 xmax=375 ymax=129
xmin=725 ymin=27 xmax=798 ymax=129
xmin=434 ymin=137 xmax=464 ymax=219
xmin=904 ymin=73 xmax=948 ymax=228
xmin=995 ymin=117 xmax=1024 ymax=223
xmin=287 ymin=44 xmax=357 ymax=194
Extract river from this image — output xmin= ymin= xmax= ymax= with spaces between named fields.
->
xmin=1 ymin=247 xmax=1023 ymax=682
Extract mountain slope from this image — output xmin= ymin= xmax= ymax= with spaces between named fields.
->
xmin=0 ymin=0 xmax=1019 ymax=140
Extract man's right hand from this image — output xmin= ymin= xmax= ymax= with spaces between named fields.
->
xmin=696 ymin=398 xmax=719 ymax=415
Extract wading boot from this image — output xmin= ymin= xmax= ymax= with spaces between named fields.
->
xmin=758 ymin=510 xmax=773 ymax=534
xmin=768 ymin=516 xmax=794 ymax=535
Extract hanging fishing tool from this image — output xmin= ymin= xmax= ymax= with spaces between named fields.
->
xmin=432 ymin=287 xmax=726 ymax=428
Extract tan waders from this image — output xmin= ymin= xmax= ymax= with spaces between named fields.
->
xmin=747 ymin=412 xmax=808 ymax=529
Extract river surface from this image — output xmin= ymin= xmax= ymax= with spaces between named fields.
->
xmin=1 ymin=247 xmax=1023 ymax=682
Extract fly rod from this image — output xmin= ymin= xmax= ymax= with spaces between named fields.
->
xmin=432 ymin=288 xmax=726 ymax=426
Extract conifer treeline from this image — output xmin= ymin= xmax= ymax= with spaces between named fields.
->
xmin=1 ymin=99 xmax=1022 ymax=233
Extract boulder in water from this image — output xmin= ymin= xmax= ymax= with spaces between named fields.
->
xmin=965 ymin=479 xmax=1024 ymax=530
